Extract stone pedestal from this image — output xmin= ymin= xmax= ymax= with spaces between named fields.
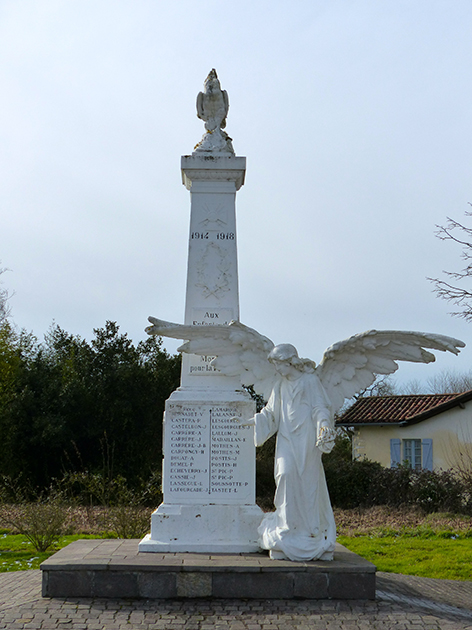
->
xmin=139 ymin=154 xmax=263 ymax=554
xmin=139 ymin=389 xmax=262 ymax=553
xmin=41 ymin=541 xmax=377 ymax=600
xmin=139 ymin=504 xmax=263 ymax=553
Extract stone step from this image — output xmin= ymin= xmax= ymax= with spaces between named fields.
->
xmin=41 ymin=540 xmax=376 ymax=600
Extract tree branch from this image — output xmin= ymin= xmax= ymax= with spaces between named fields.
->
xmin=429 ymin=205 xmax=472 ymax=321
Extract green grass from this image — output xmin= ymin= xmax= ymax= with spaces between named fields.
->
xmin=0 ymin=533 xmax=108 ymax=572
xmin=1 ymin=528 xmax=471 ymax=580
xmin=338 ymin=533 xmax=472 ymax=581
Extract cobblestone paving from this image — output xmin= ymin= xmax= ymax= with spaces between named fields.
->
xmin=0 ymin=570 xmax=471 ymax=629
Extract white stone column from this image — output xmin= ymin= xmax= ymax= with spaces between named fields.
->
xmin=180 ymin=155 xmax=245 ymax=390
xmin=139 ymin=135 xmax=263 ymax=553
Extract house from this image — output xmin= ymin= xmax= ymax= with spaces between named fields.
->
xmin=336 ymin=390 xmax=472 ymax=471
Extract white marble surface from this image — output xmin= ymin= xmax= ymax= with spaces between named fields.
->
xmin=162 ymin=392 xmax=256 ymax=505
xmin=180 ymin=155 xmax=245 ymax=390
xmin=138 ymin=383 xmax=263 ymax=553
xmin=139 ymin=94 xmax=265 ymax=553
xmin=139 ymin=504 xmax=263 ymax=553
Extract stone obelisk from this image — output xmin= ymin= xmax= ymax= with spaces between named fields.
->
xmin=139 ymin=70 xmax=263 ymax=553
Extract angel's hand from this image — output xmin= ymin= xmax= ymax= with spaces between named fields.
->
xmin=145 ymin=317 xmax=161 ymax=336
xmin=230 ymin=416 xmax=255 ymax=427
xmin=316 ymin=422 xmax=336 ymax=454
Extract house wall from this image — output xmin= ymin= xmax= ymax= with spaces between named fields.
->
xmin=352 ymin=402 xmax=472 ymax=470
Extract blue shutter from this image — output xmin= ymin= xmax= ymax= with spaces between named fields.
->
xmin=422 ymin=439 xmax=433 ymax=471
xmin=390 ymin=439 xmax=401 ymax=468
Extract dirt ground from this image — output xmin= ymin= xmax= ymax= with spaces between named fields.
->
xmin=57 ymin=505 xmax=472 ymax=536
xmin=333 ymin=505 xmax=472 ymax=536
xmin=1 ymin=504 xmax=471 ymax=537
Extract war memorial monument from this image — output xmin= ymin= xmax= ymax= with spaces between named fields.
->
xmin=41 ymin=70 xmax=464 ymax=600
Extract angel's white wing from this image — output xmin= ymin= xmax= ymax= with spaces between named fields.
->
xmin=317 ymin=330 xmax=465 ymax=414
xmin=146 ymin=317 xmax=276 ymax=400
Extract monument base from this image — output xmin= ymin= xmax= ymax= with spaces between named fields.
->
xmin=139 ymin=503 xmax=263 ymax=553
xmin=41 ymin=540 xmax=376 ymax=600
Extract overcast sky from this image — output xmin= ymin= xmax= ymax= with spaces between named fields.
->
xmin=1 ymin=1 xmax=472 ymax=390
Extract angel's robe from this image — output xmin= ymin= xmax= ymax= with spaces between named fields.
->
xmin=254 ymin=370 xmax=336 ymax=561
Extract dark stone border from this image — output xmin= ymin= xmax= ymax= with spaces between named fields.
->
xmin=41 ymin=540 xmax=376 ymax=600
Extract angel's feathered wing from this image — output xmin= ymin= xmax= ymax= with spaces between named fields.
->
xmin=146 ymin=317 xmax=277 ymax=400
xmin=317 ymin=330 xmax=465 ymax=414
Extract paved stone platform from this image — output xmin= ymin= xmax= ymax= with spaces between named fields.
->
xmin=1 ymin=569 xmax=472 ymax=629
xmin=41 ymin=540 xmax=376 ymax=599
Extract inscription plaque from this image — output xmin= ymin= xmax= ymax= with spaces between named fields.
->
xmin=188 ymin=308 xmax=233 ymax=375
xmin=164 ymin=400 xmax=255 ymax=504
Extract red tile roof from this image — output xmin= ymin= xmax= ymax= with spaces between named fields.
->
xmin=337 ymin=390 xmax=472 ymax=426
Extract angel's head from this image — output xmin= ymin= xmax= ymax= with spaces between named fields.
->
xmin=268 ymin=344 xmax=316 ymax=377
xmin=268 ymin=344 xmax=299 ymax=364
xmin=269 ymin=344 xmax=303 ymax=378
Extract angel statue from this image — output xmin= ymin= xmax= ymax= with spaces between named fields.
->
xmin=146 ymin=317 xmax=464 ymax=562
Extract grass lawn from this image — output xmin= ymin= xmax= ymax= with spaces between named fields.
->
xmin=338 ymin=534 xmax=472 ymax=581
xmin=2 ymin=531 xmax=471 ymax=580
xmin=0 ymin=533 xmax=107 ymax=572
xmin=0 ymin=507 xmax=471 ymax=580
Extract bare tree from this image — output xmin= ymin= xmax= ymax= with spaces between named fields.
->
xmin=428 ymin=205 xmax=472 ymax=321
xmin=444 ymin=427 xmax=472 ymax=493
xmin=355 ymin=374 xmax=398 ymax=398
xmin=0 ymin=264 xmax=11 ymax=325
xmin=426 ymin=369 xmax=472 ymax=394
xmin=400 ymin=378 xmax=425 ymax=395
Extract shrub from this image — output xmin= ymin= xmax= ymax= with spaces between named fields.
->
xmin=256 ymin=436 xmax=276 ymax=510
xmin=57 ymin=471 xmax=134 ymax=507
xmin=324 ymin=457 xmax=385 ymax=509
xmin=0 ymin=500 xmax=68 ymax=552
xmin=0 ymin=474 xmax=37 ymax=503
xmin=368 ymin=463 xmax=413 ymax=508
xmin=55 ymin=470 xmax=163 ymax=508
xmin=324 ymin=454 xmax=470 ymax=514
xmin=103 ymin=506 xmax=151 ymax=539
xmin=409 ymin=469 xmax=465 ymax=514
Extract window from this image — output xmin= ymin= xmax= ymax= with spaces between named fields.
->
xmin=403 ymin=439 xmax=422 ymax=470
xmin=390 ymin=438 xmax=433 ymax=470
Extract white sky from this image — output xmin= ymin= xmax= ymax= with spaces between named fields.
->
xmin=1 ymin=0 xmax=472 ymax=390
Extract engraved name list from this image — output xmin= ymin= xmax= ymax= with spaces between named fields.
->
xmin=164 ymin=401 xmax=254 ymax=504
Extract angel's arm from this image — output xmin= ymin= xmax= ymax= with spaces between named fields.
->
xmin=146 ymin=316 xmax=277 ymax=400
xmin=253 ymin=389 xmax=278 ymax=447
xmin=230 ymin=386 xmax=278 ymax=445
xmin=307 ymin=375 xmax=336 ymax=452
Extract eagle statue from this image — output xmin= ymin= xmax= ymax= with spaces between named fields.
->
xmin=196 ymin=69 xmax=229 ymax=132
xmin=194 ymin=69 xmax=234 ymax=153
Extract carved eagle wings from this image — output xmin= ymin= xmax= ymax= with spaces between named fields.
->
xmin=196 ymin=69 xmax=229 ymax=132
xmin=146 ymin=317 xmax=465 ymax=414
